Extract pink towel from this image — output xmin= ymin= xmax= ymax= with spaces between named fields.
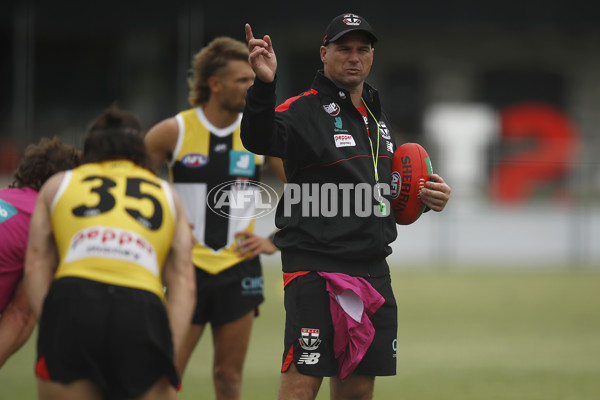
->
xmin=317 ymin=272 xmax=385 ymax=381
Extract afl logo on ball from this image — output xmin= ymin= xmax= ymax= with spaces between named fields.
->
xmin=181 ymin=153 xmax=208 ymax=167
xmin=390 ymin=171 xmax=401 ymax=199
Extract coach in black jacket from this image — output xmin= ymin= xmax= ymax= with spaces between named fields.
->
xmin=242 ymin=14 xmax=451 ymax=400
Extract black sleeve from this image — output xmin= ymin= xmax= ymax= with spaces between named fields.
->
xmin=241 ymin=77 xmax=291 ymax=159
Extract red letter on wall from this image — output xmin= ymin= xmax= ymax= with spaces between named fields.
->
xmin=491 ymin=103 xmax=579 ymax=204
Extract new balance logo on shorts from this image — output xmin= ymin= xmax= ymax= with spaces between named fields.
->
xmin=297 ymin=352 xmax=321 ymax=365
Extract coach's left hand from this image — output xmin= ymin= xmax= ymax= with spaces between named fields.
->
xmin=418 ymin=174 xmax=451 ymax=212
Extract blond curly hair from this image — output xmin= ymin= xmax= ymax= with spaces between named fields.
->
xmin=187 ymin=37 xmax=249 ymax=107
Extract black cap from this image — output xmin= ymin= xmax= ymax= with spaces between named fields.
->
xmin=322 ymin=13 xmax=377 ymax=46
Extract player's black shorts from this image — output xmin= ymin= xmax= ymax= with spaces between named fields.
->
xmin=36 ymin=277 xmax=179 ymax=399
xmin=192 ymin=256 xmax=264 ymax=326
xmin=281 ymin=272 xmax=397 ymax=377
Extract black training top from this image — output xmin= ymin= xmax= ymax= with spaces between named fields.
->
xmin=241 ymin=71 xmax=398 ymax=277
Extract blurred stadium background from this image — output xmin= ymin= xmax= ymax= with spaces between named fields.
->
xmin=1 ymin=1 xmax=599 ymax=398
xmin=1 ymin=1 xmax=599 ymax=266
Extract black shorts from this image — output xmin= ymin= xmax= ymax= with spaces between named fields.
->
xmin=281 ymin=272 xmax=397 ymax=377
xmin=192 ymin=257 xmax=264 ymax=326
xmin=36 ymin=277 xmax=179 ymax=399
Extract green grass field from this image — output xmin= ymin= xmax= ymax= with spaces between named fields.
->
xmin=1 ymin=264 xmax=599 ymax=400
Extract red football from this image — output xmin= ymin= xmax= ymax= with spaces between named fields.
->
xmin=390 ymin=143 xmax=433 ymax=225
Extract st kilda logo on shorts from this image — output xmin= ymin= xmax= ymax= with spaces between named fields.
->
xmin=299 ymin=328 xmax=322 ymax=351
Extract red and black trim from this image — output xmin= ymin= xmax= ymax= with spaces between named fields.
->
xmin=35 ymin=355 xmax=51 ymax=380
xmin=275 ymin=89 xmax=318 ymax=112
xmin=281 ymin=345 xmax=295 ymax=372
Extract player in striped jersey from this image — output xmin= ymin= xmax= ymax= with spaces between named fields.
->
xmin=145 ymin=37 xmax=284 ymax=400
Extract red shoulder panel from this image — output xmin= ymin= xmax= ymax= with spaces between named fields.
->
xmin=275 ymin=89 xmax=318 ymax=112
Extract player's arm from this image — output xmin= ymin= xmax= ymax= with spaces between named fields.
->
xmin=162 ymin=188 xmax=196 ymax=357
xmin=0 ymin=281 xmax=36 ymax=368
xmin=145 ymin=117 xmax=179 ymax=172
xmin=23 ymin=173 xmax=63 ymax=320
xmin=266 ymin=156 xmax=286 ymax=182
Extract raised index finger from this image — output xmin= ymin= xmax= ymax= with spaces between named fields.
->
xmin=245 ymin=23 xmax=255 ymax=43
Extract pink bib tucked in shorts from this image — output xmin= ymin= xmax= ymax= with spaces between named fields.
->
xmin=317 ymin=272 xmax=385 ymax=381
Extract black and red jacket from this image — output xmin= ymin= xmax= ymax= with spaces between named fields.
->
xmin=241 ymin=71 xmax=397 ymax=277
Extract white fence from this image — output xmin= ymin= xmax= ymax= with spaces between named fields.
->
xmin=257 ymin=202 xmax=600 ymax=268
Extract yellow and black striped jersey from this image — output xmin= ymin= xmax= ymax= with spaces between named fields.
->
xmin=169 ymin=107 xmax=263 ymax=274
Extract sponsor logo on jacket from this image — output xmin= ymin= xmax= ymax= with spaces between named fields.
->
xmin=323 ymin=102 xmax=341 ymax=116
xmin=334 ymin=134 xmax=356 ymax=147
xmin=333 ymin=117 xmax=348 ymax=133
